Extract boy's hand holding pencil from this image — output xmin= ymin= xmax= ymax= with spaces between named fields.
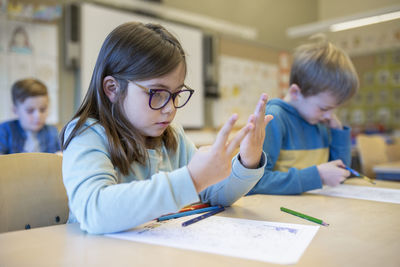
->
xmin=317 ymin=159 xmax=350 ymax=186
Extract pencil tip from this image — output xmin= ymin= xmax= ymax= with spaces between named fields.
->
xmin=363 ymin=176 xmax=376 ymax=185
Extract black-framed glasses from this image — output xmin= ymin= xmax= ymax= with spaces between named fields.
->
xmin=134 ymin=82 xmax=195 ymax=110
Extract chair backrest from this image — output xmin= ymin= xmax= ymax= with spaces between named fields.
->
xmin=356 ymin=134 xmax=389 ymax=178
xmin=0 ymin=153 xmax=68 ymax=233
xmin=386 ymin=137 xmax=400 ymax=162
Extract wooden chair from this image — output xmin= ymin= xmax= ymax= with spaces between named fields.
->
xmin=386 ymin=137 xmax=400 ymax=162
xmin=356 ymin=134 xmax=388 ymax=178
xmin=0 ymin=153 xmax=68 ymax=233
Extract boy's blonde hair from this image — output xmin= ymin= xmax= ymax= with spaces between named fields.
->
xmin=11 ymin=78 xmax=48 ymax=105
xmin=290 ymin=35 xmax=359 ymax=104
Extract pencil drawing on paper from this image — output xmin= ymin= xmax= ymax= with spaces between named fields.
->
xmin=107 ymin=215 xmax=318 ymax=264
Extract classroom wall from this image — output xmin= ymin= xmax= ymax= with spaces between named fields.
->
xmin=2 ymin=0 xmax=400 ymax=137
xmin=218 ymin=36 xmax=280 ymax=63
xmin=163 ymin=0 xmax=318 ymax=51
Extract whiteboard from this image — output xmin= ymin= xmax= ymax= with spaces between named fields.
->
xmin=80 ymin=3 xmax=204 ymax=128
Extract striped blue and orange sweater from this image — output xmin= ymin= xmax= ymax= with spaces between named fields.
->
xmin=248 ymin=98 xmax=351 ymax=195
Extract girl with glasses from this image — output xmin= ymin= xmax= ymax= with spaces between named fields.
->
xmin=61 ymin=22 xmax=273 ymax=234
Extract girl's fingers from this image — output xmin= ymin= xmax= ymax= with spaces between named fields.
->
xmin=247 ymin=114 xmax=255 ymax=124
xmin=213 ymin=114 xmax=238 ymax=149
xmin=264 ymin=114 xmax=274 ymax=127
xmin=226 ymin=123 xmax=253 ymax=155
xmin=212 ymin=94 xmax=270 ymax=154
xmin=253 ymin=93 xmax=267 ymax=112
xmin=254 ymin=94 xmax=268 ymax=124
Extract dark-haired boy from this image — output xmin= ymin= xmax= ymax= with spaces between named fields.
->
xmin=0 ymin=78 xmax=60 ymax=154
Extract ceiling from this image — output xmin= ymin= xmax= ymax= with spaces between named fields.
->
xmin=162 ymin=0 xmax=400 ymax=51
xmin=14 ymin=0 xmax=400 ymax=52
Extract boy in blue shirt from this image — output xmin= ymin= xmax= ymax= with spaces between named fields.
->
xmin=0 ymin=78 xmax=60 ymax=154
xmin=248 ymin=36 xmax=359 ymax=195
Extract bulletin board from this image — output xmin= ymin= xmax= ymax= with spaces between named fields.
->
xmin=80 ymin=3 xmax=204 ymax=128
xmin=0 ymin=14 xmax=59 ymax=124
xmin=211 ymin=37 xmax=282 ymax=128
xmin=331 ymin=19 xmax=400 ymax=132
xmin=212 ymin=55 xmax=279 ymax=127
xmin=338 ymin=49 xmax=400 ymax=131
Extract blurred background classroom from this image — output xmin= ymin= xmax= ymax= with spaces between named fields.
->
xmin=0 ymin=0 xmax=399 ymax=179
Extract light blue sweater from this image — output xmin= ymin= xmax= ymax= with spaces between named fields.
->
xmin=63 ymin=118 xmax=266 ymax=234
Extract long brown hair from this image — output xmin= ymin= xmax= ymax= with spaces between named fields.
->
xmin=61 ymin=22 xmax=186 ymax=175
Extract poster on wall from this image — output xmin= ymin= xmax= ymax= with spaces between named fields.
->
xmin=0 ymin=16 xmax=58 ymax=124
xmin=339 ymin=49 xmax=400 ymax=132
xmin=213 ymin=55 xmax=279 ymax=128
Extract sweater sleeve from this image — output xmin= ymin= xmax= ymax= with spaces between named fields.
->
xmin=247 ymin=109 xmax=322 ymax=195
xmin=329 ymin=126 xmax=352 ymax=166
xmin=0 ymin=122 xmax=9 ymax=154
xmin=199 ymin=152 xmax=267 ymax=206
xmin=63 ymin=122 xmax=199 ymax=234
xmin=46 ymin=125 xmax=61 ymax=153
xmin=51 ymin=125 xmax=61 ymax=152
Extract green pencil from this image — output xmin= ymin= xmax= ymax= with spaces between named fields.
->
xmin=280 ymin=207 xmax=329 ymax=226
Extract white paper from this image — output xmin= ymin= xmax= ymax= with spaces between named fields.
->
xmin=107 ymin=215 xmax=319 ymax=265
xmin=308 ymin=184 xmax=400 ymax=204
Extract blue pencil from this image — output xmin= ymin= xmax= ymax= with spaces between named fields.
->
xmin=157 ymin=206 xmax=222 ymax=221
xmin=182 ymin=205 xmax=225 ymax=227
xmin=344 ymin=166 xmax=376 ymax=184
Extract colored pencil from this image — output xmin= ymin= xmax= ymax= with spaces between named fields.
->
xmin=157 ymin=205 xmax=221 ymax=222
xmin=344 ymin=166 xmax=376 ymax=184
xmin=182 ymin=205 xmax=225 ymax=227
xmin=179 ymin=203 xmax=210 ymax=212
xmin=280 ymin=207 xmax=329 ymax=226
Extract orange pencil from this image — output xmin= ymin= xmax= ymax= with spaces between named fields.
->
xmin=179 ymin=203 xmax=210 ymax=212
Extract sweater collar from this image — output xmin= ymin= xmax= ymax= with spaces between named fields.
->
xmin=268 ymin=98 xmax=301 ymax=118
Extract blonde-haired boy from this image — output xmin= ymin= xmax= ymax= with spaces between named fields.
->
xmin=249 ymin=36 xmax=359 ymax=195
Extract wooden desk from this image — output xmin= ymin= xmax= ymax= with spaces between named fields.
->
xmin=373 ymin=161 xmax=400 ymax=180
xmin=1 ymin=179 xmax=399 ymax=267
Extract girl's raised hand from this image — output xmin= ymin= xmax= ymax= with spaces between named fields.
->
xmin=187 ymin=114 xmax=253 ymax=193
xmin=239 ymin=93 xmax=273 ymax=169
